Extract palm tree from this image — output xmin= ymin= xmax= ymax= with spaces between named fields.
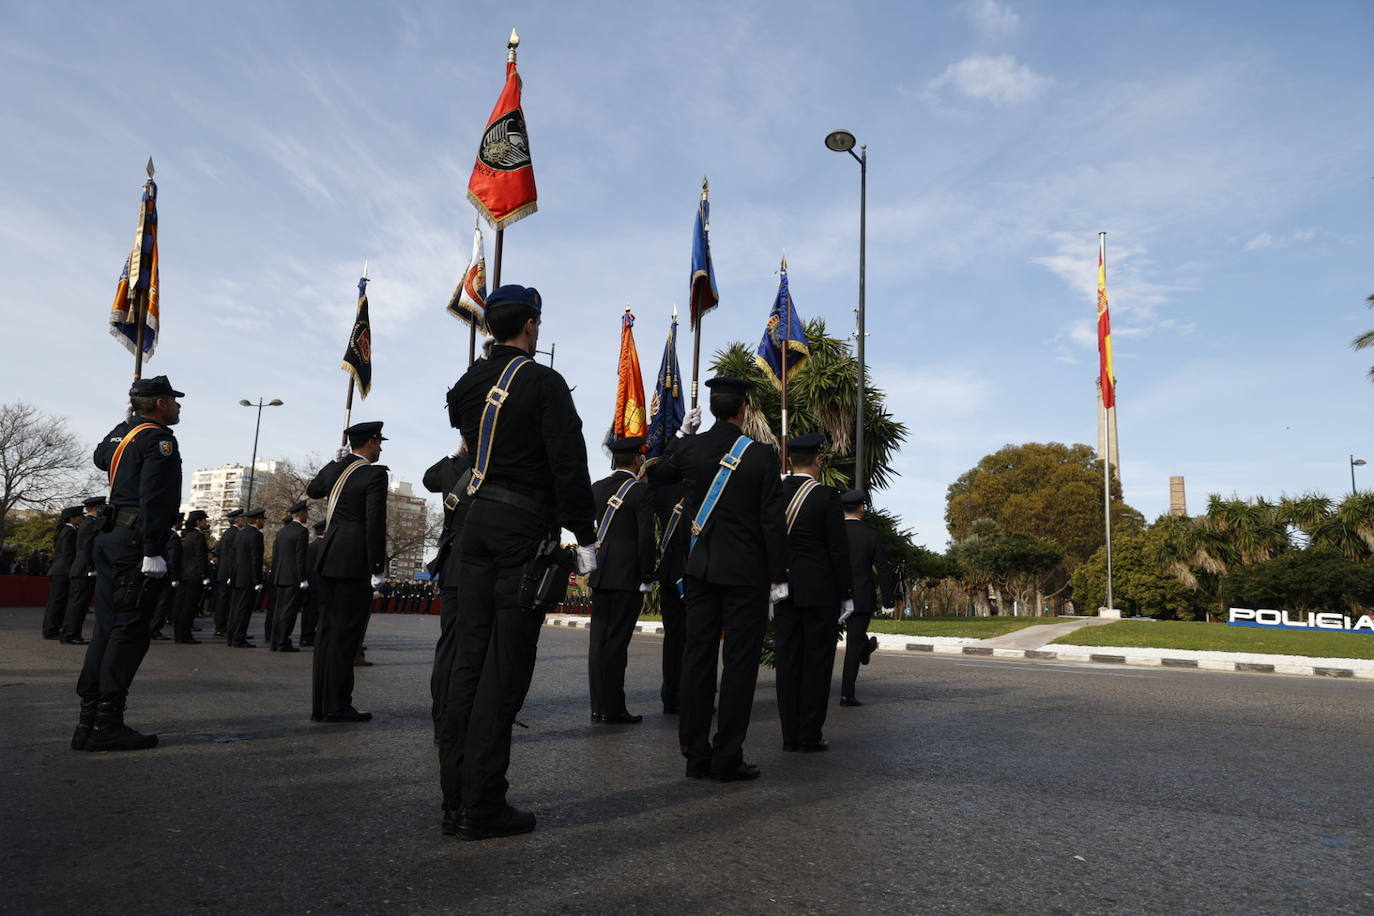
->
xmin=1351 ymin=293 xmax=1374 ymax=380
xmin=1277 ymin=493 xmax=1332 ymax=547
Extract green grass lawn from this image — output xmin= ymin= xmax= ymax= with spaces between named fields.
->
xmin=867 ymin=617 xmax=1074 ymax=639
xmin=1051 ymin=620 xmax=1374 ymax=660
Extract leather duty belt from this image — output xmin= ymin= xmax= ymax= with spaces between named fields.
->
xmin=473 ymin=482 xmax=555 ymax=521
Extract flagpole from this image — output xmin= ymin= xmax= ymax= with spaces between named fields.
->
xmin=132 ymin=157 xmax=155 ymax=381
xmin=779 ymin=253 xmax=789 ymax=473
xmin=1100 ymin=231 xmax=1115 ymax=616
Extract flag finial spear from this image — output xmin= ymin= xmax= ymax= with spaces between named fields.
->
xmin=146 ymin=157 xmax=155 ymax=179
xmin=781 ymin=250 xmax=787 ymax=271
xmin=508 ymin=28 xmax=520 ymax=61
xmin=700 ymin=176 xmax=709 ymax=200
xmin=672 ymin=304 xmax=678 ymax=321
xmin=362 ymin=259 xmax=368 ymax=280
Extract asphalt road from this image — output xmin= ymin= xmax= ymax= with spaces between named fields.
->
xmin=2 ymin=606 xmax=1372 ymax=915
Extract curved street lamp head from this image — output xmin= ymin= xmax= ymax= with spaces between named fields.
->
xmin=238 ymin=399 xmax=252 ymax=407
xmin=1354 ymin=458 xmax=1367 ymax=467
xmin=825 ymin=130 xmax=857 ymax=152
xmin=269 ymin=399 xmax=284 ymax=407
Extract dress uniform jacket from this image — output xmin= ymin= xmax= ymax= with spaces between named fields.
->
xmin=306 ymin=457 xmax=389 ymax=577
xmin=589 ymin=470 xmax=654 ymax=590
xmin=272 ymin=521 xmax=309 ymax=585
xmin=232 ymin=525 xmax=265 ymax=588
xmin=306 ymin=537 xmax=325 ymax=591
xmin=164 ymin=529 xmax=183 ymax=585
xmin=180 ymin=527 xmax=208 ymax=581
xmin=650 ymin=420 xmax=787 ymax=587
xmin=217 ymin=526 xmax=239 ymax=584
xmin=422 ymin=452 xmax=473 ymax=585
xmin=70 ymin=515 xmax=101 ymax=579
xmin=49 ymin=524 xmax=78 ymax=577
xmin=845 ymin=519 xmax=897 ymax=616
xmin=781 ymin=475 xmax=852 ymax=607
xmin=93 ymin=418 xmax=182 ymax=556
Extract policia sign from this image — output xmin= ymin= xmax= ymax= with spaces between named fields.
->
xmin=1228 ymin=607 xmax=1374 ymax=634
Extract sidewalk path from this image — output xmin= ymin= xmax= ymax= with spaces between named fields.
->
xmin=979 ymin=617 xmax=1119 ymax=649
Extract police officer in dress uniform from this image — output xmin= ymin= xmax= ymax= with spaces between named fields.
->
xmin=213 ymin=509 xmax=244 ymax=637
xmin=422 ymin=438 xmax=473 ymax=743
xmin=301 ymin=521 xmax=325 ymax=647
xmin=174 ymin=510 xmax=210 ymax=643
xmin=305 ymin=421 xmax=389 ymax=722
xmin=650 ymin=376 xmax=788 ymax=782
xmin=149 ymin=512 xmax=184 ymax=641
xmin=62 ymin=497 xmax=106 ymax=644
xmin=839 ymin=489 xmax=898 ymax=706
xmin=774 ymin=433 xmax=853 ymax=752
xmin=72 ymin=375 xmax=184 ymax=752
xmin=437 ymin=284 xmax=598 ymax=841
xmin=270 ymin=500 xmax=310 ymax=651
xmin=588 ymin=436 xmax=655 ymax=725
xmin=42 ymin=507 xmax=82 ymax=639
xmin=227 ymin=509 xmax=266 ymax=647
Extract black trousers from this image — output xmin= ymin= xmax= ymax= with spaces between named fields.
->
xmin=173 ymin=580 xmax=202 ymax=641
xmin=430 ymin=585 xmax=460 ymax=740
xmin=272 ymin=585 xmax=302 ymax=649
xmin=679 ymin=577 xmax=768 ymax=774
xmin=42 ymin=574 xmax=71 ymax=637
xmin=313 ymin=577 xmax=372 ymax=718
xmin=774 ymin=601 xmax=839 ymax=744
xmin=657 ymin=569 xmax=686 ymax=711
xmin=840 ymin=613 xmax=874 ymax=699
xmin=151 ymin=578 xmax=177 ymax=634
xmin=301 ymin=587 xmax=318 ymax=644
xmin=63 ymin=576 xmax=95 ymax=640
xmin=438 ymin=498 xmax=549 ymax=820
xmin=227 ymin=586 xmax=259 ymax=643
xmin=213 ymin=580 xmax=233 ymax=632
xmin=589 ymin=588 xmax=641 ymax=716
xmin=76 ymin=527 xmax=164 ymax=702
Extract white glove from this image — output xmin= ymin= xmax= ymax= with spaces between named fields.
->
xmin=881 ymin=606 xmax=894 ymax=617
xmin=88 ymin=571 xmax=97 ymax=577
xmin=370 ymin=573 xmax=386 ymax=588
xmin=575 ymin=545 xmax=597 ymax=575
xmin=202 ymin=578 xmax=210 ymax=586
xmin=638 ymin=582 xmax=652 ymax=594
xmin=336 ymin=446 xmax=352 ymax=461
xmin=142 ymin=556 xmax=167 ymax=578
xmin=254 ymin=583 xmax=262 ymax=592
xmin=171 ymin=581 xmax=179 ymax=588
xmin=768 ymin=582 xmax=789 ymax=605
xmin=449 ymin=436 xmax=468 ymax=459
xmin=676 ymin=407 xmax=702 ymax=438
xmin=839 ymin=599 xmax=855 ymax=624
xmin=300 ymin=580 xmax=309 ymax=589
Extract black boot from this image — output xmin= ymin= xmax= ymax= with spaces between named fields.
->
xmin=85 ymin=699 xmax=158 ymax=752
xmin=70 ymin=697 xmax=98 ymax=750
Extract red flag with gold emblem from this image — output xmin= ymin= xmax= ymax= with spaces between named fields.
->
xmin=610 ymin=309 xmax=647 ymax=444
xmin=1097 ymin=236 xmax=1115 ymax=409
xmin=468 ymin=57 xmax=537 ymax=229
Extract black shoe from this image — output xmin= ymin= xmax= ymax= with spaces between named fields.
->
xmin=862 ymin=635 xmax=878 ymax=664
xmin=213 ymin=630 xmax=226 ymax=638
xmin=442 ymin=807 xmax=462 ymax=837
xmin=685 ymin=759 xmax=710 ymax=779
xmin=310 ymin=714 xmax=323 ymax=723
xmin=269 ymin=646 xmax=278 ymax=652
xmin=457 ymin=805 xmax=536 ymax=841
xmin=191 ymin=624 xmax=203 ymax=631
xmin=59 ymin=636 xmax=87 ymax=645
xmin=353 ymin=659 xmax=374 ymax=667
xmin=598 ymin=712 xmax=643 ymax=725
xmin=782 ymin=741 xmax=800 ymax=752
xmin=839 ymin=697 xmax=864 ymax=707
xmin=590 ymin=713 xmax=604 ymax=723
xmin=85 ymin=701 xmax=157 ymax=752
xmin=322 ymin=709 xmax=373 ymax=723
xmin=174 ymin=637 xmax=201 ymax=644
xmin=800 ymin=739 xmax=830 ymax=752
xmin=710 ymin=762 xmax=761 ymax=782
xmin=300 ymin=640 xmax=314 ymax=648
xmin=231 ymin=641 xmax=257 ymax=648
xmin=70 ymin=698 xmax=98 ymax=751
xmin=277 ymin=645 xmax=300 ymax=653
xmin=150 ymin=631 xmax=169 ymax=641
xmin=42 ymin=632 xmax=59 ymax=640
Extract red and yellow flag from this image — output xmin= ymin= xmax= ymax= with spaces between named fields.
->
xmin=1096 ymin=235 xmax=1115 ymax=409
xmin=468 ymin=55 xmax=537 ymax=229
xmin=612 ymin=309 xmax=647 ymax=442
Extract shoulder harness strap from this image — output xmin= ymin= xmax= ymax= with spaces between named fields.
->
xmin=107 ymin=423 xmax=160 ymax=491
xmin=687 ymin=435 xmax=753 ymax=556
xmin=658 ymin=498 xmax=685 ymax=559
xmin=326 ymin=456 xmax=371 ymax=529
xmin=594 ymin=475 xmax=640 ymax=549
xmin=785 ymin=479 xmax=821 ymax=534
xmin=467 ymin=356 xmax=534 ymax=498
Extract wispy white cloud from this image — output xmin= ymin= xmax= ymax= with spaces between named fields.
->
xmin=1243 ymin=227 xmax=1317 ymax=250
xmin=925 ymin=55 xmax=1052 ymax=106
xmin=963 ymin=0 xmax=1020 ymax=38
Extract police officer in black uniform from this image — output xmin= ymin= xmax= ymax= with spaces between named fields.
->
xmin=42 ymin=507 xmax=82 ymax=639
xmin=213 ymin=509 xmax=244 ymax=637
xmin=588 ymin=436 xmax=654 ymax=725
xmin=774 ymin=433 xmax=852 ymax=752
xmin=301 ymin=520 xmax=326 ymax=647
xmin=62 ymin=496 xmax=106 ymax=644
xmin=437 ymin=284 xmax=598 ymax=841
xmin=305 ymin=421 xmax=389 ymax=722
xmin=422 ymin=438 xmax=473 ymax=743
xmin=73 ymin=375 xmax=184 ymax=752
xmin=650 ymin=376 xmax=788 ymax=782
xmin=149 ymin=512 xmax=184 ymax=641
xmin=228 ymin=508 xmax=266 ymax=647
xmin=174 ymin=510 xmax=209 ymax=643
xmin=839 ymin=489 xmax=898 ymax=706
xmin=270 ymin=500 xmax=310 ymax=651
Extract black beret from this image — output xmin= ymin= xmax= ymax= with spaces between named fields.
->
xmin=245 ymin=508 xmax=266 ymax=519
xmin=312 ymin=521 xmax=326 ymax=532
xmin=129 ymin=375 xmax=184 ymax=398
xmin=174 ymin=512 xmax=185 ymax=522
xmin=787 ymin=432 xmax=828 ymax=453
xmin=345 ymin=421 xmax=387 ymax=445
xmin=60 ymin=506 xmax=84 ymax=522
xmin=187 ymin=510 xmax=208 ymax=522
xmin=288 ymin=500 xmax=308 ymax=514
xmin=485 ymin=284 xmax=542 ymax=312
xmin=705 ymin=376 xmax=756 ymax=396
xmin=840 ymin=489 xmax=867 ymax=509
xmin=607 ymin=437 xmax=645 ymax=455
xmin=82 ymin=495 xmax=108 ymax=508
xmin=225 ymin=509 xmax=244 ymax=519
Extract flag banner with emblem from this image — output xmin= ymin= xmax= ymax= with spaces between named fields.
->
xmin=689 ymin=187 xmax=718 ymax=331
xmin=607 ymin=310 xmax=647 ymax=450
xmin=468 ymin=59 xmax=537 ymax=229
xmin=341 ymin=275 xmax=373 ymax=398
xmin=754 ymin=262 xmax=809 ymax=386
xmin=1097 ymin=236 xmax=1115 ymax=409
xmin=109 ymin=177 xmax=160 ymax=357
xmin=446 ymin=225 xmax=488 ymax=328
xmin=644 ymin=314 xmax=685 ymax=460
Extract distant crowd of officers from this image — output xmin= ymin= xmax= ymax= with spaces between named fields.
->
xmin=53 ymin=283 xmax=899 ymax=844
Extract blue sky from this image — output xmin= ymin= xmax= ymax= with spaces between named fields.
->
xmin=2 ymin=0 xmax=1372 ymax=549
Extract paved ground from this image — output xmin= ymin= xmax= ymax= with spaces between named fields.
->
xmin=3 ymin=606 xmax=1373 ymax=915
xmin=979 ymin=618 xmax=1118 ymax=649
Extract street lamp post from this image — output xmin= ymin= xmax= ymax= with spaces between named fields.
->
xmin=239 ymin=398 xmax=284 ymax=509
xmin=1351 ymin=454 xmax=1366 ymax=496
xmin=825 ymin=129 xmax=868 ymax=493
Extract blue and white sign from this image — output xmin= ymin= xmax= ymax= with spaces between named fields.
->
xmin=1228 ymin=607 xmax=1374 ymax=634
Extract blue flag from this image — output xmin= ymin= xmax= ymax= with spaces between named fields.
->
xmin=755 ymin=263 xmax=809 ymax=386
xmin=689 ymin=182 xmax=718 ymax=331
xmin=644 ymin=314 xmax=685 ymax=459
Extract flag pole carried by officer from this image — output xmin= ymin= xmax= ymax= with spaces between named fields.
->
xmin=437 ymin=283 xmax=597 ymax=842
xmin=72 ymin=375 xmax=184 ymax=752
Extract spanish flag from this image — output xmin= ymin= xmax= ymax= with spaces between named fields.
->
xmin=610 ymin=309 xmax=647 ymax=444
xmin=468 ymin=48 xmax=537 ymax=230
xmin=1097 ymin=234 xmax=1115 ymax=409
xmin=109 ymin=168 xmax=159 ymax=357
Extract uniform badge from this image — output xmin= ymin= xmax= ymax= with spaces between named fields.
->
xmin=159 ymin=441 xmax=174 ymax=456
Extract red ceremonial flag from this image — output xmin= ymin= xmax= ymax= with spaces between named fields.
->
xmin=611 ymin=309 xmax=648 ymax=442
xmin=1096 ymin=235 xmax=1116 ymax=409
xmin=468 ymin=57 xmax=537 ymax=229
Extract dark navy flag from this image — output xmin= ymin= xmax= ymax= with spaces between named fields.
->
xmin=644 ymin=314 xmax=685 ymax=459
xmin=689 ymin=182 xmax=718 ymax=331
xmin=341 ymin=275 xmax=373 ymax=398
xmin=755 ymin=263 xmax=809 ymax=386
